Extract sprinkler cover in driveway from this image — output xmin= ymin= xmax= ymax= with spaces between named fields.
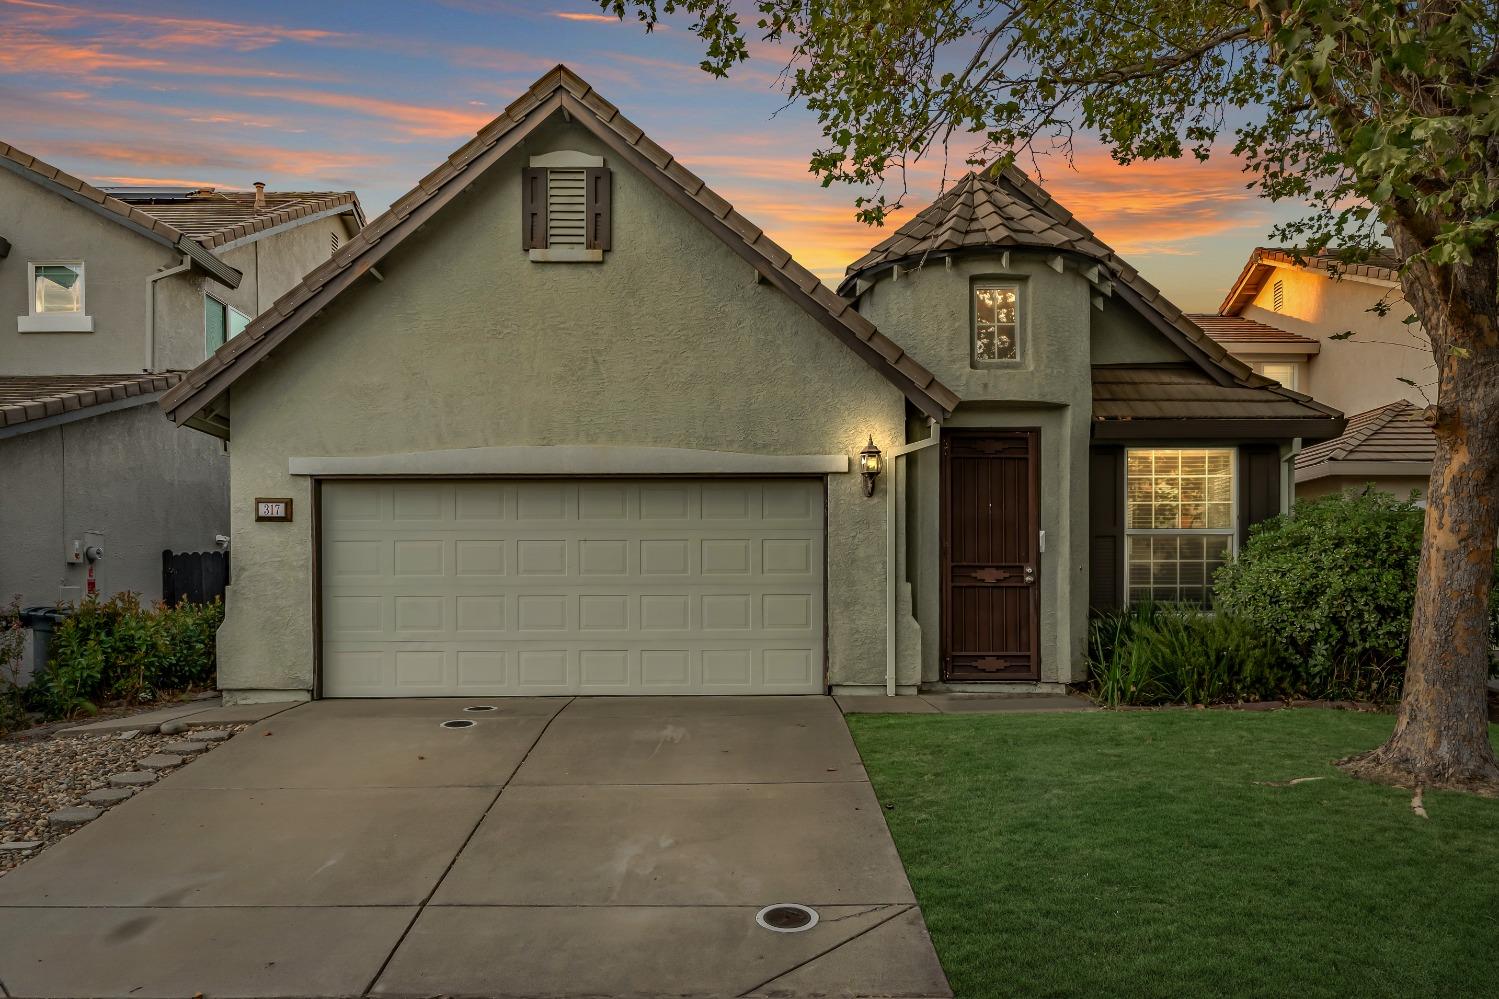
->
xmin=756 ymin=904 xmax=819 ymax=933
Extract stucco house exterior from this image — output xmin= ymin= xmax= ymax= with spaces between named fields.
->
xmin=0 ymin=139 xmax=364 ymax=632
xmin=1193 ymin=248 xmax=1433 ymax=500
xmin=161 ymin=67 xmax=1344 ymax=703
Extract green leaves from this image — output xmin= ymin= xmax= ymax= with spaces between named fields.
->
xmin=597 ymin=0 xmax=1497 ymax=289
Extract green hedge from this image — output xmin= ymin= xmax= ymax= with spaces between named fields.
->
xmin=1089 ymin=489 xmax=1499 ymax=706
xmin=34 ymin=593 xmax=223 ymax=719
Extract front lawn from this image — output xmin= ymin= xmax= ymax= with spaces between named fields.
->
xmin=847 ymin=710 xmax=1499 ymax=999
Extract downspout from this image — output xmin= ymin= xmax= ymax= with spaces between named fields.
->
xmin=146 ymin=255 xmax=193 ymax=372
xmin=886 ymin=417 xmax=941 ymax=695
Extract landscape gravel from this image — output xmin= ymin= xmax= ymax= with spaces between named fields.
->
xmin=0 ymin=725 xmax=242 ymax=875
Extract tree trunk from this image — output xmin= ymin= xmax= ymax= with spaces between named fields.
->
xmin=1340 ymin=246 xmax=1499 ymax=793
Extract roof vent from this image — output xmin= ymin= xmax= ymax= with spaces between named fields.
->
xmin=253 ymin=181 xmax=266 ymax=210
xmin=191 ymin=187 xmax=217 ymax=199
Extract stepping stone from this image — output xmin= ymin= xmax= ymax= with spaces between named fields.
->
xmin=109 ymin=771 xmax=156 ymax=787
xmin=0 ymin=841 xmax=42 ymax=851
xmin=139 ymin=753 xmax=183 ymax=770
xmin=193 ymin=729 xmax=232 ymax=742
xmin=162 ymin=741 xmax=207 ymax=755
xmin=82 ymin=787 xmax=135 ymax=805
xmin=115 ymin=729 xmax=141 ymax=741
xmin=159 ymin=719 xmax=191 ymax=735
xmin=47 ymin=806 xmax=100 ymax=826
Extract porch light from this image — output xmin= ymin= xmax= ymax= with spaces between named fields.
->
xmin=858 ymin=436 xmax=883 ymax=496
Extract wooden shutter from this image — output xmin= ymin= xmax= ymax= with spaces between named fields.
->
xmin=585 ymin=166 xmax=611 ymax=251
xmin=1238 ymin=444 xmax=1283 ymax=547
xmin=521 ymin=167 xmax=546 ymax=249
xmin=1088 ymin=446 xmax=1126 ymax=611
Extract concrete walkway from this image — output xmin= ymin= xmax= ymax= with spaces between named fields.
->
xmin=838 ymin=691 xmax=1095 ymax=714
xmin=0 ymin=696 xmax=950 ymax=998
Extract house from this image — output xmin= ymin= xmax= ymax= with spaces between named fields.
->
xmin=0 ymin=139 xmax=364 ymax=642
xmin=1192 ymin=248 xmax=1434 ymax=500
xmin=159 ymin=66 xmax=1343 ymax=703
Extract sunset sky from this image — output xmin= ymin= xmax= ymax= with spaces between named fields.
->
xmin=0 ymin=0 xmax=1308 ymax=311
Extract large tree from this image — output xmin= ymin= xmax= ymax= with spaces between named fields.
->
xmin=603 ymin=0 xmax=1499 ymax=790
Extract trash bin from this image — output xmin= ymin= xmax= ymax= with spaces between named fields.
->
xmin=18 ymin=606 xmax=71 ymax=685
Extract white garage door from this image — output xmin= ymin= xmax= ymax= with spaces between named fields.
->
xmin=320 ymin=479 xmax=825 ymax=696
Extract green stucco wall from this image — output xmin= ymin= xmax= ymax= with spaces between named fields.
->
xmin=215 ymin=115 xmax=907 ymax=700
xmin=858 ymin=255 xmax=1093 ymax=684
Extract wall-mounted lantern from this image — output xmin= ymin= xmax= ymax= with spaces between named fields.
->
xmin=858 ymin=436 xmax=883 ymax=496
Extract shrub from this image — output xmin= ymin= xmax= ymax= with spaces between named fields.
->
xmin=34 ymin=593 xmax=223 ymax=719
xmin=1212 ymin=488 xmax=1499 ymax=701
xmin=1088 ymin=603 xmax=1283 ymax=707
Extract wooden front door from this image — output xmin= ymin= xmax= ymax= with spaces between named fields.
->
xmin=942 ymin=430 xmax=1041 ymax=681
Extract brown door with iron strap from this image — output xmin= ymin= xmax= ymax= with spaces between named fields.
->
xmin=942 ymin=430 xmax=1041 ymax=680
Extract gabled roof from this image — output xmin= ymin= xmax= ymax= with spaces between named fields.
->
xmin=837 ymin=164 xmax=1342 ymax=431
xmin=1295 ymin=399 xmax=1434 ymax=480
xmin=1092 ymin=365 xmax=1343 ymax=440
xmin=1219 ymin=246 xmax=1401 ymax=314
xmin=0 ymin=141 xmax=241 ymax=288
xmin=161 ymin=66 xmax=958 ymax=430
xmin=1186 ymin=313 xmax=1318 ymax=349
xmin=105 ymin=188 xmax=365 ymax=249
xmin=0 ymin=373 xmax=182 ymax=438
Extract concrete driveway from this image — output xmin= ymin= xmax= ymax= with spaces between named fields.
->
xmin=0 ymin=696 xmax=950 ymax=998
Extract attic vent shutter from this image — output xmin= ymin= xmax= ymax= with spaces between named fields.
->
xmin=545 ymin=167 xmax=588 ymax=248
xmin=585 ymin=167 xmax=611 ymax=251
xmin=521 ymin=167 xmax=547 ymax=249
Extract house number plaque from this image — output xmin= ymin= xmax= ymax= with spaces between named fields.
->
xmin=255 ymin=498 xmax=293 ymax=522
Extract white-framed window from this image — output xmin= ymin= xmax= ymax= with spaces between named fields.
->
xmin=205 ymin=294 xmax=251 ymax=353
xmin=972 ymin=282 xmax=1022 ymax=365
xmin=18 ymin=261 xmax=93 ymax=332
xmin=1253 ymin=360 xmax=1300 ymax=389
xmin=1125 ymin=448 xmax=1237 ymax=606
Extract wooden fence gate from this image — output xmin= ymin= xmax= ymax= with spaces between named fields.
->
xmin=162 ymin=550 xmax=230 ymax=606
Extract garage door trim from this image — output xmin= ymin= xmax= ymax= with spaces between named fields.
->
xmin=313 ymin=476 xmax=830 ymax=697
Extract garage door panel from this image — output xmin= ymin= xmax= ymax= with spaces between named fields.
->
xmin=321 ymin=480 xmax=824 ymax=696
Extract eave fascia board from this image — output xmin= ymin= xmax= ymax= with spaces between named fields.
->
xmin=0 ymin=391 xmax=162 ymax=440
xmin=1294 ymin=459 xmax=1432 ymax=483
xmin=1092 ymin=417 xmax=1347 ymax=442
xmin=207 ymin=204 xmax=362 ymax=254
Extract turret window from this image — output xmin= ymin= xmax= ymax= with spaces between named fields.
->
xmin=972 ymin=282 xmax=1022 ymax=365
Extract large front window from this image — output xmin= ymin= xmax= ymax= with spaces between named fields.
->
xmin=1125 ymin=448 xmax=1236 ymax=605
xmin=973 ymin=283 xmax=1021 ymax=364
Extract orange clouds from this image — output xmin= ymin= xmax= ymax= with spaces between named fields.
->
xmin=1 ymin=0 xmax=343 ymax=50
xmin=552 ymin=11 xmax=620 ymax=22
xmin=202 ymin=85 xmax=495 ymax=139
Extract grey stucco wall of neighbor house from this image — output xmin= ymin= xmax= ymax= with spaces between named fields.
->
xmin=858 ymin=254 xmax=1095 ymax=684
xmin=0 ymin=404 xmax=229 ymax=611
xmin=213 ymin=116 xmax=907 ymax=701
xmin=154 ymin=216 xmax=349 ymax=372
xmin=0 ymin=169 xmax=180 ymax=375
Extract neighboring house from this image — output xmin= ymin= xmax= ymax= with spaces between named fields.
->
xmin=0 ymin=139 xmax=364 ymax=641
xmin=160 ymin=66 xmax=1343 ymax=703
xmin=1192 ymin=247 xmax=1435 ymax=499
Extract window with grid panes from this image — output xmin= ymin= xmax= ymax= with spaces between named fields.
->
xmin=1124 ymin=448 xmax=1236 ymax=605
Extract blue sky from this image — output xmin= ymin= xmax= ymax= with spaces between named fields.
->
xmin=0 ymin=0 xmax=1303 ymax=310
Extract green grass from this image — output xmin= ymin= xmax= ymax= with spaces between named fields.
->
xmin=846 ymin=710 xmax=1499 ymax=999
